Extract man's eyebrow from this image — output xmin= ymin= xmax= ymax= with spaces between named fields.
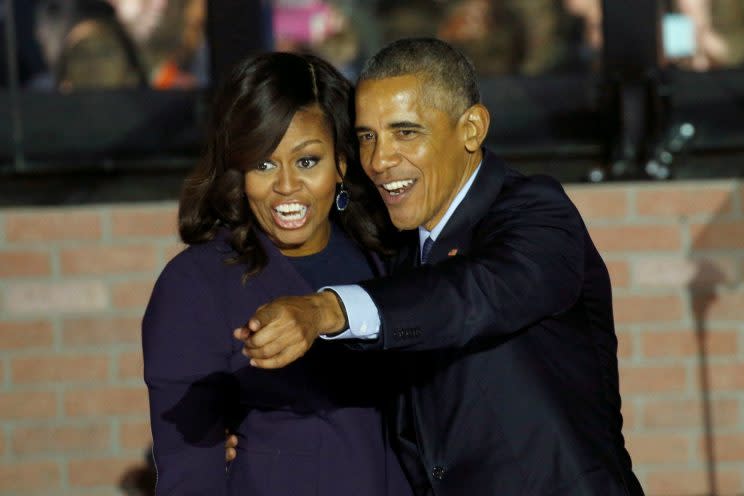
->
xmin=354 ymin=122 xmax=424 ymax=133
xmin=389 ymin=121 xmax=424 ymax=130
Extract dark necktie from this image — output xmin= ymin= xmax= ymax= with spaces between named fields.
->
xmin=421 ymin=236 xmax=434 ymax=264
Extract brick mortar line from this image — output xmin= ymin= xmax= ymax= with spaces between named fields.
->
xmin=58 ymin=456 xmax=70 ymax=494
xmin=54 ymin=343 xmax=142 ymax=353
xmin=49 ymin=245 xmax=61 ymax=282
xmin=3 ymin=381 xmax=146 ymax=394
xmin=634 ymin=425 xmax=744 ymax=436
xmin=3 ymin=313 xmax=141 ymax=325
xmin=1 ymin=356 xmax=8 ymax=390
xmin=629 ymin=207 xmax=741 ymax=224
xmin=103 ymin=200 xmax=178 ymax=210
xmin=1 ymin=349 xmax=121 ymax=359
xmin=619 ymin=321 xmax=741 ymax=331
xmin=5 ymin=418 xmax=117 ymax=428
xmin=2 ymin=272 xmax=159 ymax=281
xmin=0 ymin=415 xmax=149 ymax=431
xmin=111 ymin=418 xmax=121 ymax=455
xmin=630 ymin=357 xmax=744 ymax=370
xmin=588 ymin=214 xmax=743 ymax=226
xmin=586 ymin=218 xmax=700 ymax=227
xmin=52 ymin=316 xmax=63 ymax=352
xmin=1 ymin=424 xmax=10 ymax=463
xmin=56 ymin=389 xmax=64 ymax=419
xmin=109 ymin=351 xmax=120 ymax=384
xmin=733 ymin=180 xmax=743 ymax=220
xmin=0 ymin=214 xmax=6 ymax=244
xmin=101 ymin=206 xmax=112 ymax=244
xmin=611 ymin=286 xmax=691 ymax=296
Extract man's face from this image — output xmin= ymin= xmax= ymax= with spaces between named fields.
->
xmin=355 ymin=75 xmax=469 ymax=231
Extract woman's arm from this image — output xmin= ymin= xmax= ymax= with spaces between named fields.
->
xmin=143 ymin=257 xmax=233 ymax=495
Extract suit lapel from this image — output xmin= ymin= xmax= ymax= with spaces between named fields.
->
xmin=426 ymin=149 xmax=507 ymax=264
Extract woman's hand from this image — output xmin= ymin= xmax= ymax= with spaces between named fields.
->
xmin=225 ymin=430 xmax=238 ymax=462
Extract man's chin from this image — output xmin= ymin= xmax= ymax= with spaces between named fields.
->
xmin=389 ymin=216 xmax=421 ymax=232
xmin=387 ymin=203 xmax=425 ymax=231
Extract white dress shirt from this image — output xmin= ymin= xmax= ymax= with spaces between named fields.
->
xmin=320 ymin=162 xmax=482 ymax=341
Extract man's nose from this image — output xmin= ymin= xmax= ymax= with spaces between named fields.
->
xmin=368 ymin=136 xmax=398 ymax=174
xmin=273 ymin=166 xmax=302 ymax=194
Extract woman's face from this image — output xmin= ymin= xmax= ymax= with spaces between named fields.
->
xmin=244 ymin=105 xmax=344 ymax=257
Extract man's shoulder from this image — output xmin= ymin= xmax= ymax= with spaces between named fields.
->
xmin=495 ymin=168 xmax=573 ymax=213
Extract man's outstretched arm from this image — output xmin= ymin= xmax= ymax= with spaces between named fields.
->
xmin=237 ymin=177 xmax=587 ymax=369
xmin=234 ymin=291 xmax=347 ymax=368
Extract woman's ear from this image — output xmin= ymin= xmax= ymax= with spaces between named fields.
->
xmin=459 ymin=104 xmax=490 ymax=153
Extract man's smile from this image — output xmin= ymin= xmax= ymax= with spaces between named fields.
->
xmin=378 ymin=178 xmax=417 ymax=204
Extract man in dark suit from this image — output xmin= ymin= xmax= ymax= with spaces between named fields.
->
xmin=235 ymin=38 xmax=644 ymax=495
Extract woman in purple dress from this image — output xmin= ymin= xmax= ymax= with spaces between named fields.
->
xmin=142 ymin=52 xmax=413 ymax=496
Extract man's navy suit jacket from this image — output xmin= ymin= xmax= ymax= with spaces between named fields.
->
xmin=357 ymin=150 xmax=645 ymax=495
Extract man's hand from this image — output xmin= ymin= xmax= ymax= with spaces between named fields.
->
xmin=233 ymin=291 xmax=347 ymax=369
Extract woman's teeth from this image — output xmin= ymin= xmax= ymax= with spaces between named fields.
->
xmin=382 ymin=179 xmax=415 ymax=196
xmin=274 ymin=203 xmax=307 ymax=220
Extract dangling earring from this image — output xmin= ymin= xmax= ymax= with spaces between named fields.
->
xmin=335 ymin=182 xmax=350 ymax=212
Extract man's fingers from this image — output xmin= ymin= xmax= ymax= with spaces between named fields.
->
xmin=233 ymin=327 xmax=248 ymax=341
xmin=225 ymin=447 xmax=236 ymax=462
xmin=241 ymin=331 xmax=297 ymax=361
xmin=234 ymin=316 xmax=266 ymax=340
xmin=244 ymin=321 xmax=293 ymax=349
xmin=233 ymin=321 xmax=282 ymax=348
xmin=249 ymin=343 xmax=306 ymax=369
xmin=243 ymin=337 xmax=292 ymax=360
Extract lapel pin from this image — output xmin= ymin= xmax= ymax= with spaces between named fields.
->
xmin=448 ymin=248 xmax=459 ymax=257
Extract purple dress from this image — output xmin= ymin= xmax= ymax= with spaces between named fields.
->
xmin=143 ymin=225 xmax=413 ymax=496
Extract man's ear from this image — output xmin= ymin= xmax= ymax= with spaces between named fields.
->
xmin=458 ymin=104 xmax=490 ymax=153
xmin=336 ymin=156 xmax=348 ymax=181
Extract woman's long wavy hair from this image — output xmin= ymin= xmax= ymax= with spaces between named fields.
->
xmin=178 ymin=52 xmax=393 ymax=279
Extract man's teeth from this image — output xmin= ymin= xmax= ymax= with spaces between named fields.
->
xmin=382 ymin=179 xmax=415 ymax=195
xmin=274 ymin=203 xmax=307 ymax=220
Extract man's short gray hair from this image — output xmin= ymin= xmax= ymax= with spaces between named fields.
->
xmin=358 ymin=38 xmax=480 ymax=119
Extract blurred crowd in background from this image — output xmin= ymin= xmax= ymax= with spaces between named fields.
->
xmin=1 ymin=0 xmax=744 ymax=91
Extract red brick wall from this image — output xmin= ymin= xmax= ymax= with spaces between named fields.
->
xmin=0 ymin=180 xmax=742 ymax=495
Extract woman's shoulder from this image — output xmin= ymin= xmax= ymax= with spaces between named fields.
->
xmin=157 ymin=230 xmax=235 ymax=290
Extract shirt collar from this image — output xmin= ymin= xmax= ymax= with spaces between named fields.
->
xmin=419 ymin=161 xmax=482 ymax=254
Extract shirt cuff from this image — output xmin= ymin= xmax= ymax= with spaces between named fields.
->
xmin=318 ymin=285 xmax=380 ymax=340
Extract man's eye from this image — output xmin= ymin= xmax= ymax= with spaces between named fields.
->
xmin=357 ymin=132 xmax=375 ymax=143
xmin=397 ymin=129 xmax=417 ymax=139
xmin=297 ymin=157 xmax=319 ymax=169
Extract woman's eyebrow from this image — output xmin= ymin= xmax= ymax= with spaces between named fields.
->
xmin=291 ymin=139 xmax=323 ymax=152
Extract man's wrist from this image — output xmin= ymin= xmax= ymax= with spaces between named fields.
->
xmin=318 ymin=290 xmax=348 ymax=335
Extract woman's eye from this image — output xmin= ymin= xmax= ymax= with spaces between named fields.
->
xmin=256 ymin=161 xmax=276 ymax=171
xmin=297 ymin=157 xmax=319 ymax=169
